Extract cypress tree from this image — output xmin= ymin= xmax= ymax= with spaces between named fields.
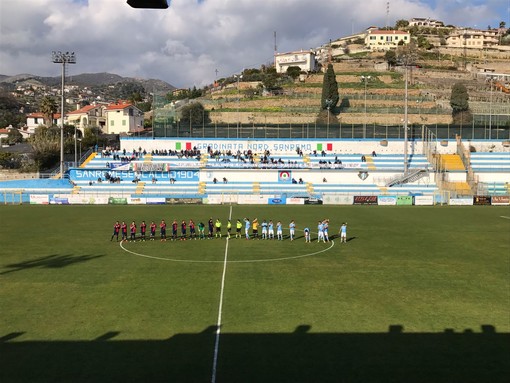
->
xmin=320 ymin=63 xmax=339 ymax=110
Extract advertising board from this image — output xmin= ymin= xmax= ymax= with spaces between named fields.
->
xmin=414 ymin=196 xmax=434 ymax=206
xmin=323 ymin=195 xmax=353 ymax=205
xmin=449 ymin=198 xmax=474 ymax=206
xmin=491 ymin=196 xmax=510 ymax=206
xmin=29 ymin=194 xmax=49 ymax=204
xmin=268 ymin=197 xmax=286 ymax=205
xmin=396 ymin=196 xmax=413 ymax=206
xmin=353 ymin=196 xmax=378 ymax=205
xmin=473 ymin=196 xmax=491 ymax=206
xmin=378 ymin=196 xmax=397 ymax=206
xmin=286 ymin=197 xmax=305 ymax=205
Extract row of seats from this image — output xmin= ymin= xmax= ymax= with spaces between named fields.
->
xmin=469 ymin=153 xmax=510 ymax=172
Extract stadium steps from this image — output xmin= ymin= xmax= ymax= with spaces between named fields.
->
xmin=198 ymin=181 xmax=206 ymax=194
xmin=386 ymin=169 xmax=429 ymax=187
xmin=143 ymin=153 xmax=153 ymax=163
xmin=200 ymin=153 xmax=208 ymax=168
xmin=443 ymin=181 xmax=472 ymax=195
xmin=440 ymin=154 xmax=465 ymax=171
xmin=135 ymin=182 xmax=145 ymax=195
xmin=80 ymin=152 xmax=97 ymax=168
xmin=366 ymin=156 xmax=376 ymax=170
xmin=253 ymin=182 xmax=261 ymax=194
xmin=306 ymin=182 xmax=314 ymax=194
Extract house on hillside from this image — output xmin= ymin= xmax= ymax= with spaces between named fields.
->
xmin=408 ymin=18 xmax=444 ymax=28
xmin=274 ymin=50 xmax=318 ymax=74
xmin=365 ymin=30 xmax=411 ymax=51
xmin=446 ymin=29 xmax=500 ymax=49
xmin=26 ymin=113 xmax=62 ymax=130
xmin=104 ymin=101 xmax=144 ymax=135
xmin=66 ymin=104 xmax=106 ymax=133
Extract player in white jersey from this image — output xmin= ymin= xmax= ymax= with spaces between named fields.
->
xmin=304 ymin=227 xmax=311 ymax=243
xmin=323 ymin=219 xmax=329 ymax=242
xmin=339 ymin=222 xmax=347 ymax=243
xmin=276 ymin=221 xmax=283 ymax=240
xmin=261 ymin=220 xmax=268 ymax=239
xmin=268 ymin=220 xmax=274 ymax=239
xmin=317 ymin=221 xmax=324 ymax=242
xmin=244 ymin=218 xmax=251 ymax=240
xmin=289 ymin=220 xmax=296 ymax=241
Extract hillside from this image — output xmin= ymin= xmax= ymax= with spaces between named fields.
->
xmin=0 ymin=72 xmax=175 ymax=93
xmin=200 ymin=56 xmax=510 ymax=128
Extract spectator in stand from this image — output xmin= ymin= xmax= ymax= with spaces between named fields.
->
xmin=372 ymin=150 xmax=377 ymax=157
xmin=223 ymin=177 xmax=228 ymax=184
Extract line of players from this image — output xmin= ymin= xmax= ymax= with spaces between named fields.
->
xmin=110 ymin=218 xmax=348 ymax=243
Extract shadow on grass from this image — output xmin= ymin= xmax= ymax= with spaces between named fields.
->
xmin=1 ymin=325 xmax=508 ymax=382
xmin=0 ymin=254 xmax=105 ymax=276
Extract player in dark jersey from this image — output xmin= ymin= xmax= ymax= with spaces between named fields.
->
xmin=130 ymin=221 xmax=137 ymax=241
xmin=111 ymin=221 xmax=120 ymax=241
xmin=181 ymin=220 xmax=187 ymax=240
xmin=150 ymin=221 xmax=157 ymax=240
xmin=189 ymin=219 xmax=196 ymax=240
xmin=172 ymin=220 xmax=178 ymax=241
xmin=120 ymin=221 xmax=128 ymax=242
xmin=160 ymin=220 xmax=167 ymax=241
xmin=208 ymin=218 xmax=214 ymax=239
xmin=140 ymin=220 xmax=147 ymax=241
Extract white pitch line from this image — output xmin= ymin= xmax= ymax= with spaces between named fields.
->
xmin=501 ymin=216 xmax=510 ymax=220
xmin=211 ymin=205 xmax=232 ymax=383
xmin=120 ymin=236 xmax=335 ymax=264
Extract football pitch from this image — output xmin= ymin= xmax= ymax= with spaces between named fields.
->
xmin=0 ymin=205 xmax=509 ymax=382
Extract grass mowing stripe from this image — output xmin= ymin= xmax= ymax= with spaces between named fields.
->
xmin=211 ymin=205 xmax=233 ymax=383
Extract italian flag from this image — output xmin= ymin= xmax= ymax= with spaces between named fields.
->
xmin=317 ymin=143 xmax=333 ymax=151
xmin=176 ymin=142 xmax=192 ymax=150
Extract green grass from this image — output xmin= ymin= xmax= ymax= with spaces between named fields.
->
xmin=0 ymin=205 xmax=509 ymax=382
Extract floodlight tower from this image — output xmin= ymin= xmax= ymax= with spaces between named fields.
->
xmin=52 ymin=51 xmax=76 ymax=179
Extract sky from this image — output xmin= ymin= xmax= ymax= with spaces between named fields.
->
xmin=0 ymin=0 xmax=508 ymax=88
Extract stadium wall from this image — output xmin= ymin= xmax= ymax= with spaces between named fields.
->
xmin=120 ymin=138 xmax=509 ymax=155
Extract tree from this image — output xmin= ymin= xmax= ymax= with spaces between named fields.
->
xmin=29 ymin=127 xmax=60 ymax=170
xmin=39 ymin=96 xmax=58 ymax=127
xmin=450 ymin=82 xmax=469 ymax=113
xmin=450 ymin=82 xmax=472 ymax=124
xmin=81 ymin=127 xmax=103 ymax=149
xmin=0 ymin=91 xmax=24 ymax=128
xmin=500 ymin=21 xmax=506 ymax=29
xmin=286 ymin=66 xmax=302 ymax=80
xmin=320 ymin=64 xmax=339 ymax=110
xmin=179 ymin=102 xmax=210 ymax=129
xmin=385 ymin=50 xmax=397 ymax=67
xmin=395 ymin=19 xmax=409 ymax=29
xmin=7 ymin=129 xmax=23 ymax=144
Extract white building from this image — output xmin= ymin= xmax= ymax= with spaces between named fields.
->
xmin=365 ymin=30 xmax=411 ymax=51
xmin=274 ymin=50 xmax=317 ymax=74
xmin=104 ymin=101 xmax=144 ymax=135
xmin=446 ymin=29 xmax=499 ymax=49
xmin=25 ymin=113 xmax=62 ymax=130
xmin=67 ymin=104 xmax=106 ymax=133
xmin=408 ymin=18 xmax=444 ymax=28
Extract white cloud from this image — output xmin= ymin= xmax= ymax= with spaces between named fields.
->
xmin=0 ymin=0 xmax=507 ymax=88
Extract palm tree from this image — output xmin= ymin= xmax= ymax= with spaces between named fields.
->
xmin=39 ymin=96 xmax=58 ymax=127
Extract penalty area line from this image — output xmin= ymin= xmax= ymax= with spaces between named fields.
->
xmin=500 ymin=216 xmax=510 ymax=220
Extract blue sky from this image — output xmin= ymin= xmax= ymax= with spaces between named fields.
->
xmin=1 ymin=0 xmax=508 ymax=88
